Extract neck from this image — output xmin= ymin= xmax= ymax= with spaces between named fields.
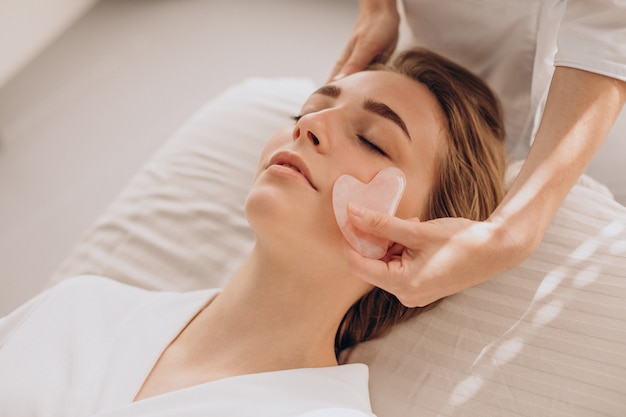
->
xmin=178 ymin=243 xmax=366 ymax=375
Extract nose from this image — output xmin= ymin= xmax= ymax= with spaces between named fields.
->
xmin=292 ymin=113 xmax=330 ymax=154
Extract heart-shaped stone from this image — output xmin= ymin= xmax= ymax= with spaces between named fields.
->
xmin=332 ymin=167 xmax=406 ymax=259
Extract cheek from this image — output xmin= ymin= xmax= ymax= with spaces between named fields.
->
xmin=394 ymin=177 xmax=432 ymax=220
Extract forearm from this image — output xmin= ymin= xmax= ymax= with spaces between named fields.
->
xmin=491 ymin=66 xmax=626 ymax=262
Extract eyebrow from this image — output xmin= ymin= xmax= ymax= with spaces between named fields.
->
xmin=363 ymin=99 xmax=411 ymax=141
xmin=313 ymin=84 xmax=341 ymax=98
xmin=313 ymin=85 xmax=411 ymax=141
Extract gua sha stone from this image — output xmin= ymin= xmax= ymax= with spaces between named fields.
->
xmin=333 ymin=167 xmax=406 ymax=259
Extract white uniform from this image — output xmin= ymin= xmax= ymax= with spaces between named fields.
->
xmin=0 ymin=276 xmax=376 ymax=417
xmin=400 ymin=0 xmax=626 ymax=158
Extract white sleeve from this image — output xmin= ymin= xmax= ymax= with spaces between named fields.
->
xmin=555 ymin=0 xmax=626 ymax=82
xmin=0 ymin=289 xmax=50 ymax=348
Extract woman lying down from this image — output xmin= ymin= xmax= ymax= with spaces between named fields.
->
xmin=0 ymin=48 xmax=506 ymax=417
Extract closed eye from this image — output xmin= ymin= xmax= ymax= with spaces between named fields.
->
xmin=358 ymin=135 xmax=387 ymax=157
xmin=293 ymin=114 xmax=388 ymax=157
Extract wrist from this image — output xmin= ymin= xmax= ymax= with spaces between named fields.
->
xmin=360 ymin=0 xmax=399 ymax=17
xmin=487 ymin=211 xmax=541 ymax=270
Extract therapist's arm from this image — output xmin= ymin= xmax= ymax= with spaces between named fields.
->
xmin=345 ymin=66 xmax=626 ymax=307
xmin=493 ymin=66 xmax=626 ymax=258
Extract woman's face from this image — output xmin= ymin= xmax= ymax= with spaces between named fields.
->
xmin=246 ymin=70 xmax=444 ymax=260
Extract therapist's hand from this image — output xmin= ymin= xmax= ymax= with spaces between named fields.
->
xmin=344 ymin=203 xmax=528 ymax=308
xmin=329 ymin=0 xmax=400 ymax=81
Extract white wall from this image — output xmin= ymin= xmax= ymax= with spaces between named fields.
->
xmin=0 ymin=0 xmax=358 ymax=316
xmin=0 ymin=0 xmax=99 ymax=88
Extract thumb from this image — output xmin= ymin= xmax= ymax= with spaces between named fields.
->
xmin=347 ymin=202 xmax=422 ymax=249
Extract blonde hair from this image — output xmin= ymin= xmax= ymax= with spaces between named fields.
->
xmin=335 ymin=48 xmax=506 ymax=357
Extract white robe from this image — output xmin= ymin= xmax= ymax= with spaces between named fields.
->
xmin=401 ymin=0 xmax=626 ymax=158
xmin=0 ymin=276 xmax=376 ymax=417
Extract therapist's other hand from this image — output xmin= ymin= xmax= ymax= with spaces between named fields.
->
xmin=345 ymin=203 xmax=526 ymax=308
xmin=329 ymin=0 xmax=400 ymax=81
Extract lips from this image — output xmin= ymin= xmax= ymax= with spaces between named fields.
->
xmin=268 ymin=151 xmax=317 ymax=190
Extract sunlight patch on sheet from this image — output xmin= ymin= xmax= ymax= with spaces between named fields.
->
xmin=601 ymin=219 xmax=625 ymax=238
xmin=450 ymin=375 xmax=484 ymax=406
xmin=610 ymin=239 xmax=626 ymax=255
xmin=492 ymin=337 xmax=524 ymax=367
xmin=534 ymin=267 xmax=566 ymax=301
xmin=570 ymin=239 xmax=600 ymax=262
xmin=572 ymin=264 xmax=601 ymax=288
xmin=532 ymin=300 xmax=564 ymax=326
xmin=605 ymin=219 xmax=626 ymax=256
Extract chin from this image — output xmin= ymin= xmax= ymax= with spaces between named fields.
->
xmin=244 ymin=184 xmax=308 ymax=241
xmin=245 ymin=185 xmax=344 ymax=256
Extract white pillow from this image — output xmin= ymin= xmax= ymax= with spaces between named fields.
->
xmin=52 ymin=77 xmax=315 ymax=291
xmin=51 ymin=78 xmax=626 ymax=417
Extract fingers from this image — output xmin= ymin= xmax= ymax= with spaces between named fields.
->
xmin=328 ymin=40 xmax=356 ymax=82
xmin=329 ymin=1 xmax=400 ymax=81
xmin=331 ymin=42 xmax=396 ymax=81
xmin=329 ymin=44 xmax=378 ymax=81
xmin=345 ymin=245 xmax=401 ymax=290
xmin=342 ymin=203 xmax=431 ymax=307
xmin=335 ymin=47 xmax=380 ymax=80
xmin=344 ymin=245 xmax=429 ymax=307
xmin=347 ymin=202 xmax=422 ymax=249
xmin=345 ymin=212 xmax=502 ymax=307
